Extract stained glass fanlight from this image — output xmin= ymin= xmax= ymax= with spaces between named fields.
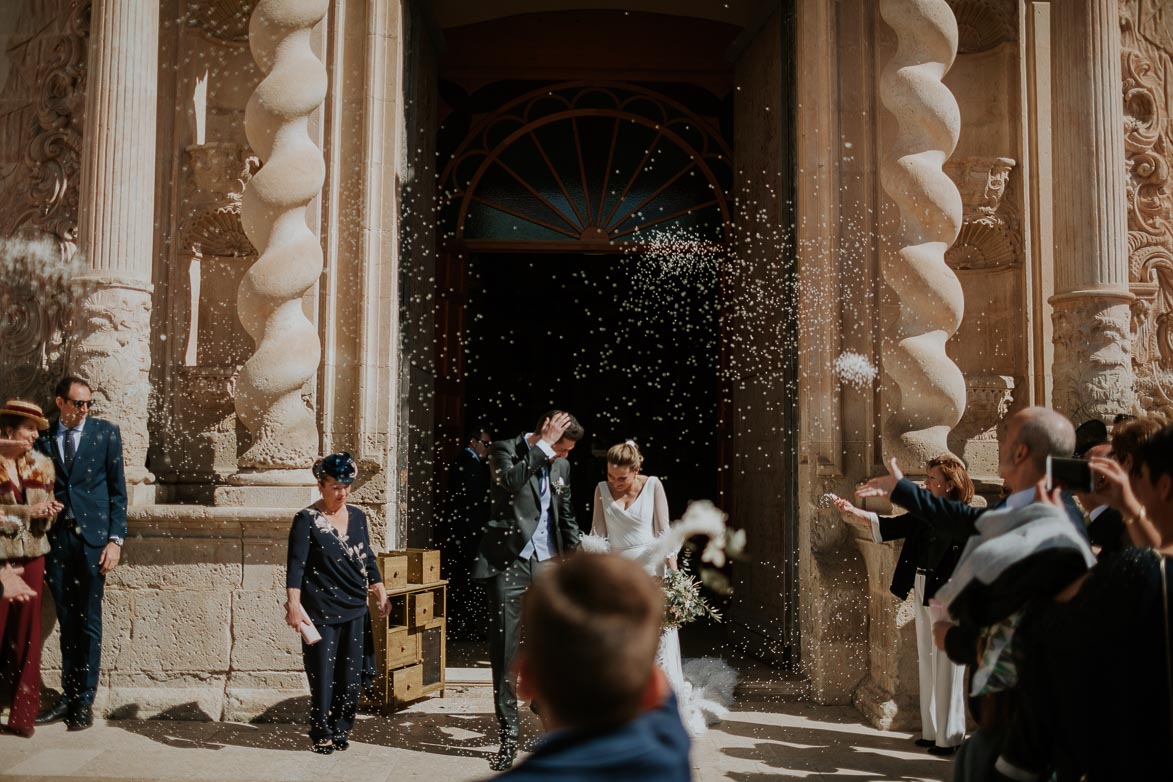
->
xmin=438 ymin=82 xmax=732 ymax=249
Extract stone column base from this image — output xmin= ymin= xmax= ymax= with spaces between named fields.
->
xmin=70 ymin=278 xmax=155 ymax=490
xmin=1050 ymin=290 xmax=1136 ymax=422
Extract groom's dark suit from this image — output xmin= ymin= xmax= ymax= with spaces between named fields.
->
xmin=473 ymin=434 xmax=580 ymax=743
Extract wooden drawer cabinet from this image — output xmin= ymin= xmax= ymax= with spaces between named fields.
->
xmin=390 ymin=664 xmax=423 ymax=705
xmin=410 ymin=592 xmax=434 ymax=625
xmin=386 ymin=625 xmax=420 ymax=669
xmin=370 ymin=567 xmax=447 ymax=711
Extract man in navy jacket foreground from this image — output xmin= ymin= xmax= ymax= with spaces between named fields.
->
xmin=493 ymin=553 xmax=691 ymax=781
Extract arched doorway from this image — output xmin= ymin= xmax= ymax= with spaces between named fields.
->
xmin=434 ymin=79 xmax=732 ymax=522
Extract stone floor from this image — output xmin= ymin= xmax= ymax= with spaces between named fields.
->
xmin=0 ymin=684 xmax=950 ymax=782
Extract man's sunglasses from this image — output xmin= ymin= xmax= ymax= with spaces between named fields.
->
xmin=66 ymin=399 xmax=93 ymax=410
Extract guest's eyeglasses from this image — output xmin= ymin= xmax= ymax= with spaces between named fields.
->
xmin=67 ymin=399 xmax=93 ymax=410
xmin=478 ymin=438 xmax=492 ymax=446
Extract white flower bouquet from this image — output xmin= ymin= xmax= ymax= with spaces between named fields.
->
xmin=663 ymin=562 xmax=722 ymax=630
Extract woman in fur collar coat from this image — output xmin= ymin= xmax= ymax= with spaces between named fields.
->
xmin=0 ymin=400 xmax=62 ymax=737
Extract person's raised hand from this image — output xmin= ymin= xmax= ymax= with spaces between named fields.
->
xmin=1033 ymin=478 xmax=1064 ymax=508
xmin=829 ymin=494 xmax=872 ymax=525
xmin=1089 ymin=456 xmax=1144 ymax=518
xmin=539 ymin=413 xmax=571 ymax=446
xmin=855 ymin=457 xmax=904 ymax=500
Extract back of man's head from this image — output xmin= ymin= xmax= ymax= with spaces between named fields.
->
xmin=521 ymin=553 xmax=663 ymax=731
xmin=1013 ymin=407 xmax=1076 ymax=476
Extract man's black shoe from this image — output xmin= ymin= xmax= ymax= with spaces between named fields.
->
xmin=489 ymin=740 xmax=517 ymax=771
xmin=35 ymin=699 xmax=70 ymax=725
xmin=914 ymin=738 xmax=935 ymax=748
xmin=927 ymin=744 xmax=959 ymax=756
xmin=66 ymin=704 xmax=93 ymax=731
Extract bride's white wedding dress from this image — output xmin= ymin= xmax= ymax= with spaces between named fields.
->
xmin=591 ymin=476 xmax=735 ymax=735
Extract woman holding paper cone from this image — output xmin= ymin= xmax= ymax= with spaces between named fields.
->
xmin=286 ymin=453 xmax=390 ymax=754
xmin=830 ymin=455 xmax=977 ymax=756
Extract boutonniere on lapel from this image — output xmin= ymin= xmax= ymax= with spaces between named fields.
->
xmin=552 ymin=476 xmax=568 ymax=496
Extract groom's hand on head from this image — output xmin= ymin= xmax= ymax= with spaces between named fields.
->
xmin=539 ymin=413 xmax=572 ymax=447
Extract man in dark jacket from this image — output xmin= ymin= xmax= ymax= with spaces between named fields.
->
xmin=494 ymin=553 xmax=690 ymax=782
xmin=474 ymin=410 xmax=583 ymax=771
xmin=442 ymin=424 xmax=493 ymax=640
xmin=35 ymin=376 xmax=126 ymax=730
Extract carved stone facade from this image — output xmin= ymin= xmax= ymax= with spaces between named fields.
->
xmin=2 ymin=0 xmax=1167 ymax=728
xmin=0 ymin=0 xmax=91 ymax=401
xmin=1122 ymin=0 xmax=1173 ymax=417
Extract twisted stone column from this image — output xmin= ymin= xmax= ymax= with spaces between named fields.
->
xmin=878 ymin=0 xmax=967 ymax=466
xmin=72 ymin=0 xmax=159 ymax=490
xmin=234 ymin=0 xmax=328 ymax=477
xmin=1050 ymin=0 xmax=1135 ymax=422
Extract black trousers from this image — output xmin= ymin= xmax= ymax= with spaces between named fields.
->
xmin=483 ymin=556 xmax=552 ymax=742
xmin=45 ymin=527 xmax=105 ymax=706
xmin=302 ymin=614 xmax=364 ymax=743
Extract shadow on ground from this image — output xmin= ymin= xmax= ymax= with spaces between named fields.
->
xmin=712 ymin=710 xmax=950 ymax=782
xmin=111 ymin=696 xmax=534 ymax=761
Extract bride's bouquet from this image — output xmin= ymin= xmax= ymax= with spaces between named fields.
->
xmin=663 ymin=563 xmax=722 ymax=630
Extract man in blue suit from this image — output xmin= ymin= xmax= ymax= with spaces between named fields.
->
xmin=494 ymin=553 xmax=691 ymax=781
xmin=35 ymin=376 xmax=126 ymax=730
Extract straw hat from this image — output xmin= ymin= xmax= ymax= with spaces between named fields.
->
xmin=0 ymin=400 xmax=50 ymax=430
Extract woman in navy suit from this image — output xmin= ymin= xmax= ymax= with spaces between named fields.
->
xmin=286 ymin=453 xmax=390 ymax=753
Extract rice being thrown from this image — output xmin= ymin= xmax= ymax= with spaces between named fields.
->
xmin=833 ymin=351 xmax=878 ymax=390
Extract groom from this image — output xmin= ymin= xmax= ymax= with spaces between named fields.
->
xmin=473 ymin=410 xmax=583 ymax=771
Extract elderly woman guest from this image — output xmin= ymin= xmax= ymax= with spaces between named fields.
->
xmin=831 ymin=455 xmax=977 ymax=756
xmin=0 ymin=401 xmax=63 ymax=737
xmin=286 ymin=453 xmax=389 ymax=754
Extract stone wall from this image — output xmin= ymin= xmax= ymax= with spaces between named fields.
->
xmin=40 ymin=509 xmax=307 ymax=721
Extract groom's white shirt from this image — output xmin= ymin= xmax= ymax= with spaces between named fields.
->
xmin=519 ymin=434 xmax=556 ymax=561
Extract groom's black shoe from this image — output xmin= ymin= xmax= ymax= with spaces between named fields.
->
xmin=35 ymin=699 xmax=70 ymax=725
xmin=489 ymin=740 xmax=517 ymax=771
xmin=66 ymin=703 xmax=94 ymax=731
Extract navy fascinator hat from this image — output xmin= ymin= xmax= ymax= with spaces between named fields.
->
xmin=313 ymin=452 xmax=358 ymax=485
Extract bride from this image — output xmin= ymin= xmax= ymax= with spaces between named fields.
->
xmin=589 ymin=442 xmax=696 ymax=723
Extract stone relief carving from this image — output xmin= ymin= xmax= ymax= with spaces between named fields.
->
xmin=944 ymin=156 xmax=1020 ymax=270
xmin=162 ymin=143 xmax=258 ymax=484
xmin=948 ymin=0 xmax=1016 ymax=54
xmin=70 ymin=283 xmax=153 ymax=483
xmin=1121 ymin=0 xmax=1173 ymax=415
xmin=0 ymin=0 xmax=91 ymax=401
xmin=1052 ymin=296 xmax=1136 ymax=423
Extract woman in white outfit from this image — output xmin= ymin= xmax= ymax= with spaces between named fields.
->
xmin=590 ymin=443 xmax=688 ymax=697
xmin=831 ymin=455 xmax=975 ymax=756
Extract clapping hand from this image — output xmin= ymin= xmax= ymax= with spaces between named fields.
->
xmin=855 ymin=458 xmax=904 ymax=500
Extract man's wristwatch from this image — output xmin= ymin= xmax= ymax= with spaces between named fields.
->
xmin=108 ymin=536 xmax=124 ymax=546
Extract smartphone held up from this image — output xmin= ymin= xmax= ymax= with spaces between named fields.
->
xmin=1046 ymin=456 xmax=1095 ymax=493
